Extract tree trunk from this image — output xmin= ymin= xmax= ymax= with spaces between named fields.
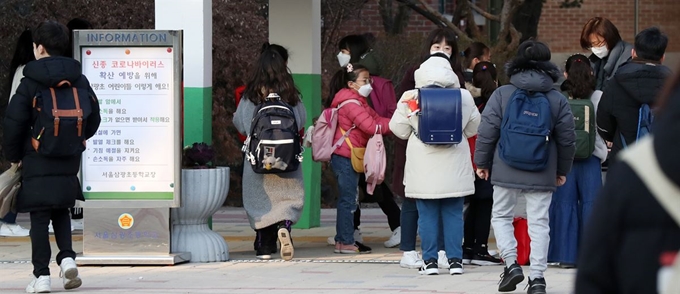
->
xmin=512 ymin=0 xmax=543 ymax=43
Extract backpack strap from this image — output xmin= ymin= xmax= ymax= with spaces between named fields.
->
xmin=620 ymin=136 xmax=680 ymax=294
xmin=49 ymin=80 xmax=84 ymax=137
xmin=339 ymin=127 xmax=355 ymax=149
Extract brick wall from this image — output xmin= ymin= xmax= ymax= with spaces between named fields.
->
xmin=538 ymin=0 xmax=679 ymax=52
xmin=339 ymin=0 xmax=678 ymax=52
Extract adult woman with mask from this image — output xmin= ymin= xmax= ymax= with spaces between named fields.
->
xmin=328 ymin=63 xmax=392 ymax=254
xmin=332 ymin=34 xmax=402 ymax=249
xmin=580 ymin=17 xmax=633 ymax=91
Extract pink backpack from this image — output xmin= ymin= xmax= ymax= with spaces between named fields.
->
xmin=364 ymin=125 xmax=386 ymax=194
xmin=311 ymin=99 xmax=361 ymax=162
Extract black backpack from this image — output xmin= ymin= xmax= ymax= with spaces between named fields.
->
xmin=243 ymin=93 xmax=303 ymax=174
xmin=31 ymin=80 xmax=93 ymax=157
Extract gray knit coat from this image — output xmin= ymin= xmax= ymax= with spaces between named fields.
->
xmin=233 ymin=97 xmax=306 ymax=229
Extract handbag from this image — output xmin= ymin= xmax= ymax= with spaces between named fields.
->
xmin=340 ymin=128 xmax=365 ymax=173
xmin=363 ymin=125 xmax=386 ymax=195
xmin=0 ymin=164 xmax=22 ymax=219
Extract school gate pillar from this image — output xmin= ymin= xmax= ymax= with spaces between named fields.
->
xmin=155 ymin=0 xmax=212 ymax=145
xmin=269 ymin=0 xmax=322 ymax=228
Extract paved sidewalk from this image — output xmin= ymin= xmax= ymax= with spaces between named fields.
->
xmin=0 ymin=208 xmax=576 ymax=293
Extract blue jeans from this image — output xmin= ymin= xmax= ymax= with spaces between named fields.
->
xmin=416 ymin=197 xmax=464 ymax=262
xmin=1 ymin=212 xmax=17 ymax=224
xmin=400 ymin=198 xmax=445 ymax=252
xmin=331 ymin=154 xmax=358 ymax=245
xmin=548 ymin=155 xmax=602 ymax=265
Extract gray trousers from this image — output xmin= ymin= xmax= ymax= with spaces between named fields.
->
xmin=491 ymin=186 xmax=552 ymax=279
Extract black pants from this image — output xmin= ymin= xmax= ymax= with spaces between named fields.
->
xmin=30 ymin=209 xmax=76 ymax=277
xmin=463 ymin=177 xmax=494 ymax=253
xmin=253 ymin=220 xmax=292 ymax=251
xmin=354 ymin=179 xmax=401 ymax=232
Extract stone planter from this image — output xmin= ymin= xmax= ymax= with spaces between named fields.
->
xmin=171 ymin=166 xmax=230 ymax=262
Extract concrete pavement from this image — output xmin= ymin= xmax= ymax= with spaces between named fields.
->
xmin=0 ymin=208 xmax=576 ymax=294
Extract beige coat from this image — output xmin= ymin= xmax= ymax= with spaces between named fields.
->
xmin=389 ymin=88 xmax=481 ymax=199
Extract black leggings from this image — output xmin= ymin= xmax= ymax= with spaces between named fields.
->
xmin=463 ymin=177 xmax=494 ymax=252
xmin=354 ymin=176 xmax=401 ymax=231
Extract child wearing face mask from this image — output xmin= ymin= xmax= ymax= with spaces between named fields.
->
xmin=328 ymin=63 xmax=392 ymax=254
xmin=332 ymin=34 xmax=402 ymax=249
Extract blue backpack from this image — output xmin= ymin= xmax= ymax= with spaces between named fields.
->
xmin=620 ymin=104 xmax=653 ymax=148
xmin=499 ymin=89 xmax=552 ymax=172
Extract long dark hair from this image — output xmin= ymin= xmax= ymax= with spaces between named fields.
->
xmin=6 ymin=29 xmax=35 ymax=100
xmin=244 ymin=45 xmax=300 ymax=106
xmin=66 ymin=18 xmax=93 ymax=58
xmin=422 ymin=28 xmax=465 ymax=84
xmin=463 ymin=42 xmax=489 ymax=70
xmin=561 ymin=54 xmax=595 ymax=99
xmin=261 ymin=42 xmax=289 ymax=63
xmin=338 ymin=35 xmax=370 ymax=63
xmin=325 ymin=63 xmax=368 ymax=108
xmin=472 ymin=61 xmax=497 ymax=103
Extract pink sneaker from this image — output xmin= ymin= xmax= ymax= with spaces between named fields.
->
xmin=334 ymin=242 xmax=359 ymax=254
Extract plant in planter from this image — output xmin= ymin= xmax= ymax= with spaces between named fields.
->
xmin=182 ymin=142 xmax=215 ymax=169
xmin=171 ymin=142 xmax=230 ymax=262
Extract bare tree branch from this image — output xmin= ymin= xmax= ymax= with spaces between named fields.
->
xmin=468 ymin=0 xmax=500 ymax=21
xmin=395 ymin=0 xmax=473 ymax=43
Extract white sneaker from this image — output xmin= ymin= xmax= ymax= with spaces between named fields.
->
xmin=71 ymin=219 xmax=83 ymax=230
xmin=327 ymin=229 xmax=363 ymax=245
xmin=59 ymin=258 xmax=82 ymax=290
xmin=383 ymin=227 xmax=401 ymax=248
xmin=438 ymin=250 xmax=450 ymax=269
xmin=26 ymin=275 xmax=51 ymax=293
xmin=399 ymin=250 xmax=423 ymax=269
xmin=0 ymin=223 xmax=30 ymax=237
xmin=48 ymin=221 xmax=74 ymax=234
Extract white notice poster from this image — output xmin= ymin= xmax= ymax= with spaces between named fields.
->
xmin=81 ymin=47 xmax=175 ymax=200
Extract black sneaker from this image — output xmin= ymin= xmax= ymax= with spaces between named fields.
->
xmin=448 ymin=258 xmax=464 ymax=275
xmin=462 ymin=247 xmax=474 ymax=265
xmin=419 ymin=258 xmax=439 ymax=275
xmin=471 ymin=252 xmax=503 ymax=266
xmin=355 ymin=241 xmax=372 ymax=254
xmin=526 ymin=277 xmax=547 ymax=294
xmin=498 ymin=261 xmax=525 ymax=292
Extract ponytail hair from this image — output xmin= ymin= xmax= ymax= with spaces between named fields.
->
xmin=472 ymin=61 xmax=498 ymax=103
xmin=325 ymin=63 xmax=368 ymax=108
xmin=561 ymin=54 xmax=595 ymax=99
xmin=463 ymin=42 xmax=490 ymax=69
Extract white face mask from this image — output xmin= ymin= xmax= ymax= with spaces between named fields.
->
xmin=430 ymin=50 xmax=451 ymax=58
xmin=357 ymin=83 xmax=373 ymax=98
xmin=337 ymin=52 xmax=351 ymax=67
xmin=591 ymin=45 xmax=609 ymax=59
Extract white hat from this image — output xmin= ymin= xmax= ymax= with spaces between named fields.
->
xmin=414 ymin=55 xmax=460 ymax=89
